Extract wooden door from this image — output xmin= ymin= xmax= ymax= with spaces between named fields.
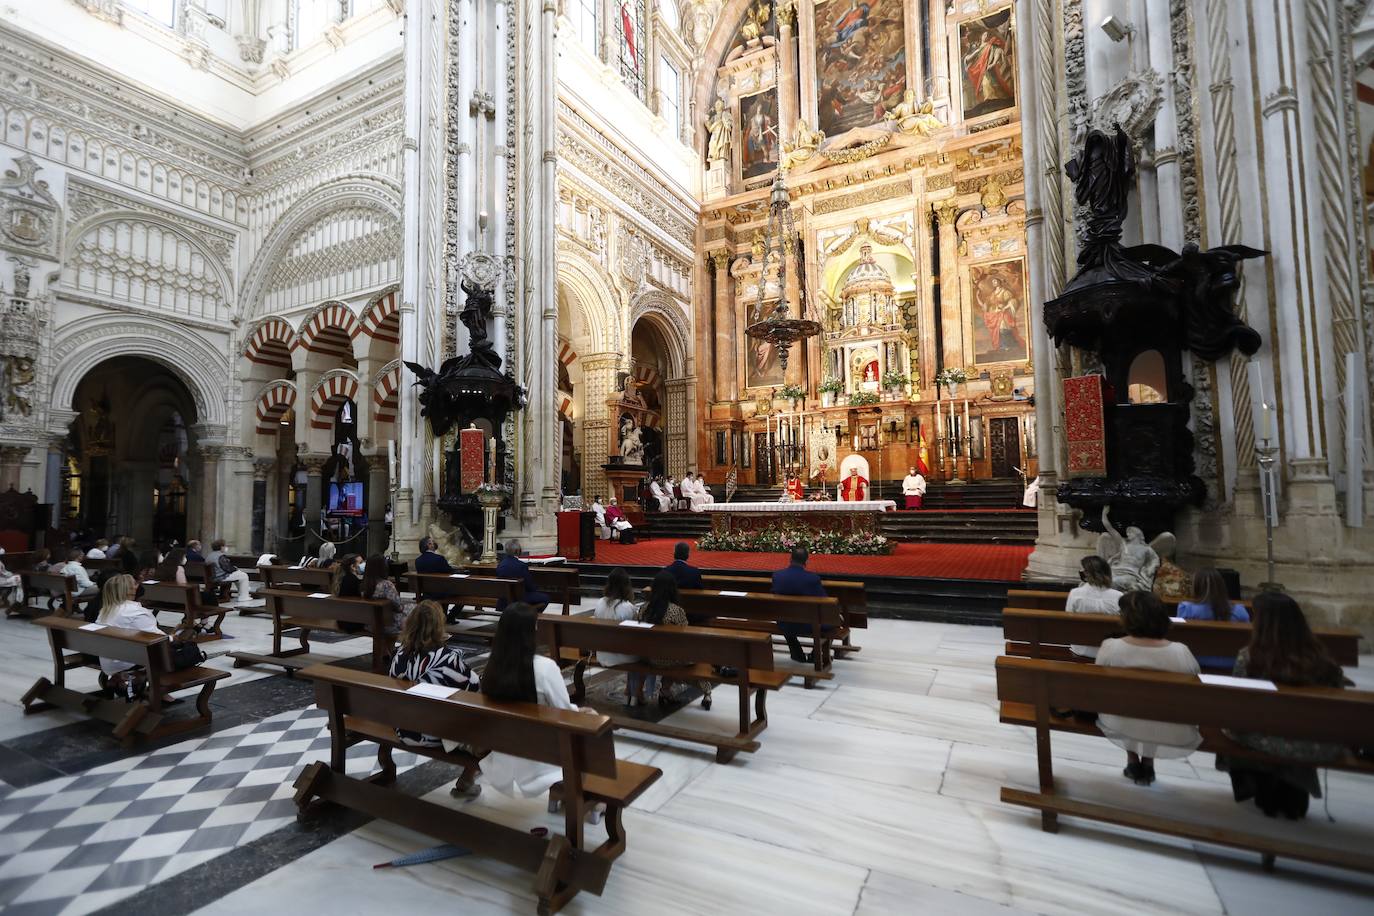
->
xmin=989 ymin=417 xmax=1022 ymax=478
xmin=754 ymin=433 xmax=776 ymax=486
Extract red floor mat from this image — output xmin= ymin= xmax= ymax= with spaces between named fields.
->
xmin=585 ymin=540 xmax=1032 ymax=581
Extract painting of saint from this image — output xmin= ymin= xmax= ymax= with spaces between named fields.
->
xmin=746 ymin=335 xmax=785 ymax=389
xmin=970 ymin=259 xmax=1028 ymax=365
xmin=959 ymin=9 xmax=1016 ymax=121
xmin=739 ymin=88 xmax=779 ymax=179
xmin=814 ymin=0 xmax=907 ymax=137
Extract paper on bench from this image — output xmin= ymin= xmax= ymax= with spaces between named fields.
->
xmin=1169 ymin=616 xmax=1186 ymax=623
xmin=448 ymin=573 xmax=470 ymax=578
xmin=289 ymin=565 xmax=304 ymax=569
xmin=78 ymin=622 xmax=107 ymax=630
xmin=407 ymin=682 xmax=460 ymax=699
xmin=718 ymin=590 xmax=749 ymax=597
xmin=1198 ymin=674 xmax=1277 ymax=691
xmin=619 ymin=620 xmax=654 ymax=628
xmin=142 ymin=580 xmax=159 ymax=585
xmin=307 ymin=592 xmax=330 ymax=598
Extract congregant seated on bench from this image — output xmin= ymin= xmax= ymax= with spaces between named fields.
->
xmin=205 ymin=539 xmax=252 ymax=604
xmin=664 ymin=541 xmax=704 ymax=594
xmin=306 ymin=541 xmax=337 ymax=569
xmin=1221 ymin=591 xmax=1351 ymax=820
xmin=95 ymin=574 xmax=161 ymax=698
xmin=1176 ymin=567 xmax=1250 ymax=669
xmin=1064 ymin=555 xmax=1123 ymax=659
xmin=388 ymin=599 xmax=483 ymax=798
xmin=771 ymin=547 xmax=830 ymax=663
xmin=479 ymin=603 xmax=604 ymax=822
xmin=58 ymin=550 xmax=100 ymax=600
xmin=413 ymin=536 xmax=454 ymax=575
xmin=495 ymin=541 xmax=550 ymax=610
xmin=1094 ymin=591 xmax=1201 ymax=786
xmin=362 ymin=552 xmax=410 ymax=631
xmin=155 ymin=548 xmax=190 ymax=585
xmin=330 ymin=553 xmax=364 ymax=598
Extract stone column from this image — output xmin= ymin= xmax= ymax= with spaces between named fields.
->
xmin=301 ymin=452 xmax=329 ymax=556
xmin=0 ymin=446 xmax=29 ymax=491
xmin=252 ymin=457 xmax=273 ymax=555
xmin=362 ymin=442 xmax=390 ymax=558
xmin=579 ymin=352 xmax=620 ymax=500
xmin=934 ymin=202 xmax=963 ymax=372
xmin=776 ymin=1 xmax=799 ymax=137
xmin=710 ymin=250 xmax=737 ymax=403
xmin=124 ymin=460 xmax=158 ymax=547
xmin=196 ymin=446 xmax=222 ymax=541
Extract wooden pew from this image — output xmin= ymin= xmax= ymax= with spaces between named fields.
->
xmin=994 ymin=655 xmax=1374 ymax=875
xmin=228 ymin=554 xmax=264 ymax=582
xmin=701 ymin=573 xmax=866 ymax=654
xmin=229 ymin=588 xmax=394 ymax=674
xmin=1 ymin=550 xmax=42 ymax=571
xmin=21 ymin=616 xmax=229 ymax=745
xmin=1006 ymin=587 xmax=1254 ymax=613
xmin=296 ymin=663 xmax=661 ymax=914
xmin=670 ymin=588 xmax=843 ymax=686
xmin=538 ymin=615 xmax=789 ymax=763
xmin=185 ymin=561 xmax=236 ymax=602
xmin=14 ymin=570 xmax=90 ymax=618
xmin=140 ymin=581 xmax=229 ymax=642
xmin=260 ymin=564 xmax=335 ymax=592
xmin=1002 ymin=607 xmax=1362 ymax=667
xmin=406 ymin=571 xmax=523 ymax=629
xmin=469 ymin=564 xmax=581 ymax=614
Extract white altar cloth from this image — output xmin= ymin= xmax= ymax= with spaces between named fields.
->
xmin=709 ymin=501 xmax=897 ymax=513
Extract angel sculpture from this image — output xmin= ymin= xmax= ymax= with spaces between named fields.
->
xmin=1095 ymin=505 xmax=1173 ymax=592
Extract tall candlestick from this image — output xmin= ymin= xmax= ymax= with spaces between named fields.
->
xmin=487 ymin=436 xmax=496 ymax=484
xmin=964 ymin=399 xmax=970 ymax=434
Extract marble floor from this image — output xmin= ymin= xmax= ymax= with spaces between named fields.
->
xmin=1 ymin=604 xmax=1372 ymax=915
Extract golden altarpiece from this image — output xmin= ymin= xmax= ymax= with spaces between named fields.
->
xmin=696 ymin=0 xmax=1037 ymax=490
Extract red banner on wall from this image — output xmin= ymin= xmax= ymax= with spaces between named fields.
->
xmin=1063 ymin=375 xmax=1107 ymax=478
xmin=459 ymin=426 xmax=485 ymax=493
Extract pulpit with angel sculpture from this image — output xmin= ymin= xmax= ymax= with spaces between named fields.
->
xmin=1095 ymin=505 xmax=1179 ymax=593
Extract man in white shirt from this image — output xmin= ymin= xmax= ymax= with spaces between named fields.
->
xmin=901 ymin=467 xmax=927 ymax=510
xmin=590 ymin=496 xmax=610 ymax=540
xmin=649 ymin=476 xmax=671 ymax=513
xmin=59 ymin=550 xmax=99 ymax=598
xmin=85 ymin=539 xmax=109 ymax=560
xmin=1023 ymin=475 xmax=1040 ymax=508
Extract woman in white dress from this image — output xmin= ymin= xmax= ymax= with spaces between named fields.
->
xmin=1095 ymin=591 xmax=1201 ymax=786
xmin=592 ymin=568 xmax=639 ymax=673
xmin=95 ymin=574 xmax=162 ymax=697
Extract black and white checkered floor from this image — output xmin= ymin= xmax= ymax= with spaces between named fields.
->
xmin=0 ymin=707 xmax=419 ymax=915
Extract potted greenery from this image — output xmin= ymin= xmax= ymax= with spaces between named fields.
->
xmin=848 ymin=390 xmax=880 ymax=407
xmin=881 ymin=368 xmax=909 ymax=394
xmin=934 ymin=367 xmax=968 ymax=399
xmin=818 ymin=376 xmax=843 ymax=408
xmin=778 ymin=383 xmax=806 ymax=409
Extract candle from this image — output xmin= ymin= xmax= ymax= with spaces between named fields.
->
xmin=487 ymin=436 xmax=496 ymax=484
xmin=1248 ymin=360 xmax=1272 ymax=444
xmin=963 ymin=399 xmax=970 ymax=438
xmin=949 ymin=399 xmax=956 ymax=444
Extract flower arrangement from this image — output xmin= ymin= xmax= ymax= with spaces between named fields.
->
xmin=848 ymin=390 xmax=880 ymax=406
xmin=934 ymin=367 xmax=968 ymax=388
xmin=818 ymin=376 xmax=845 ymax=395
xmin=476 ymin=482 xmax=510 ymax=495
xmin=778 ymin=383 xmax=807 ymax=402
xmin=698 ymin=523 xmax=892 ymax=556
xmin=881 ymin=369 xmax=909 ymax=390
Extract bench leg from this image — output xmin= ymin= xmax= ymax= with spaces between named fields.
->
xmin=534 ymin=834 xmax=576 ymax=916
xmin=370 ymin=743 xmax=398 ymax=785
xmin=595 ymin=805 xmax=627 ymax=859
xmin=571 ymin=659 xmax=587 ymax=705
xmin=21 ymin=677 xmax=54 ymax=712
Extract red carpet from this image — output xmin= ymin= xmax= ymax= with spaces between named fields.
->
xmin=585 ymin=540 xmax=1032 ymax=581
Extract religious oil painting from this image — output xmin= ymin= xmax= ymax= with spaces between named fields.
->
xmin=958 ymin=8 xmax=1016 ymax=121
xmin=739 ymin=88 xmax=780 ymax=179
xmin=969 ymin=258 xmax=1029 ymax=365
xmin=814 ymin=0 xmax=908 ymax=137
xmin=745 ymin=333 xmax=786 ymax=389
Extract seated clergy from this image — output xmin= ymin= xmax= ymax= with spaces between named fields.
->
xmin=785 ymin=476 xmax=805 ymax=502
xmin=604 ymin=499 xmax=635 ymax=542
xmin=649 ymin=476 xmax=672 ymax=513
xmin=839 ymin=467 xmax=869 ymax=502
xmin=901 ymin=467 xmax=926 ymax=509
xmin=684 ymin=472 xmax=716 ymax=512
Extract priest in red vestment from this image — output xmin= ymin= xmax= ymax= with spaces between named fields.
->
xmin=840 ymin=467 xmax=869 ymax=501
xmin=785 ymin=476 xmax=804 ymax=501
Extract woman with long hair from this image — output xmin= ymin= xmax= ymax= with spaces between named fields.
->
xmin=388 ymin=600 xmax=482 ymax=797
xmin=308 ymin=540 xmax=337 ymax=568
xmin=1223 ymin=592 xmax=1348 ymax=818
xmin=1064 ymin=555 xmax=1123 ymax=659
xmin=1177 ymin=568 xmax=1249 ymax=668
xmin=330 ymin=554 xmax=363 ymax=598
xmin=154 ymin=548 xmax=189 ymax=585
xmin=634 ymin=570 xmax=690 ymax=708
xmin=362 ymin=553 xmax=409 ymax=631
xmin=95 ymin=575 xmax=161 ymax=695
xmin=592 ymin=568 xmax=639 ymax=697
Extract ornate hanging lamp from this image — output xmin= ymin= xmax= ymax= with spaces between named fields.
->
xmin=745 ymin=1 xmax=819 ymax=370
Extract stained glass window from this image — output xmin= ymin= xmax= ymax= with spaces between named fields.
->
xmin=659 ymin=57 xmax=680 ymax=129
xmin=616 ymin=0 xmax=647 ymax=100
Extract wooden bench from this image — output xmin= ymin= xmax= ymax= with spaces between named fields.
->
xmin=296 ymin=663 xmax=661 ymax=914
xmin=994 ymin=654 xmax=1374 ymax=875
xmin=671 ymin=588 xmax=844 ymax=687
xmin=140 ymin=581 xmax=228 ymax=642
xmin=702 ymin=573 xmax=866 ymax=653
xmin=1006 ymin=587 xmax=1254 ymax=613
xmin=260 ymin=564 xmax=336 ymax=592
xmin=229 ymin=588 xmax=394 ymax=674
xmin=538 ymin=615 xmax=788 ymax=763
xmin=470 ymin=564 xmax=581 ymax=615
xmin=1 ymin=550 xmax=43 ymax=571
xmin=185 ymin=561 xmax=236 ymax=602
xmin=407 ymin=571 xmax=524 ymax=632
xmin=228 ymin=554 xmax=264 ymax=582
xmin=1002 ymin=607 xmax=1362 ymax=668
xmin=14 ymin=570 xmax=91 ymax=618
xmin=21 ymin=615 xmax=229 ymax=745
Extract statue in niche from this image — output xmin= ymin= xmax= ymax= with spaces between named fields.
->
xmin=619 ymin=416 xmax=645 ymax=465
xmin=782 ymin=119 xmax=825 ymax=170
xmin=739 ymin=0 xmax=770 ymax=47
xmin=1096 ymin=505 xmax=1171 ymax=592
xmin=884 ymin=90 xmax=943 ymax=137
xmin=706 ymin=99 xmax=732 ymax=165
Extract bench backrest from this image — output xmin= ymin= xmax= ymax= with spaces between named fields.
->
xmin=20 ymin=570 xmax=75 ymax=608
xmin=995 ymin=655 xmax=1374 ymax=746
xmin=261 ymin=588 xmax=391 ymax=626
xmin=672 ymin=588 xmax=843 ymax=627
xmin=469 ymin=565 xmax=579 ymax=589
xmin=407 ymin=572 xmax=524 ymax=601
xmin=538 ymin=615 xmax=774 ymax=670
xmin=1002 ymin=607 xmax=1361 ymax=666
xmin=303 ymin=663 xmax=619 ymax=777
xmin=37 ymin=615 xmax=171 ymax=669
xmin=701 ymin=574 xmax=866 ymax=623
xmin=184 ymin=561 xmax=219 ymax=585
xmin=1006 ymin=588 xmax=1253 ymax=612
xmin=141 ymin=581 xmax=208 ymax=610
xmin=2 ymin=551 xmax=42 ymax=571
xmin=262 ymin=565 xmax=335 ymax=590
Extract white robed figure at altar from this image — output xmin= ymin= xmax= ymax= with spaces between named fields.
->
xmin=649 ymin=476 xmax=671 ymax=512
xmin=682 ymin=471 xmax=715 ymax=511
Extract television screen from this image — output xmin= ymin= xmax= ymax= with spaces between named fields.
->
xmin=328 ymin=481 xmax=365 ymax=516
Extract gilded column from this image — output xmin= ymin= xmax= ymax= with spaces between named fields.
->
xmin=776 ymin=0 xmax=799 ymax=136
xmin=934 ymin=202 xmax=963 ymax=373
xmin=579 ymin=352 xmax=620 ymax=500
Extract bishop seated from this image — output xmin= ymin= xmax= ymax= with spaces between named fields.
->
xmin=839 ymin=468 xmax=869 ymax=502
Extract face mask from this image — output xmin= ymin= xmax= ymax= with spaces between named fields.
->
xmin=357 ymin=562 xmax=366 ymax=573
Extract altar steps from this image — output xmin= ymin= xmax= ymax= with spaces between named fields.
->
xmin=726 ymin=479 xmax=1026 ymax=508
xmin=641 ymin=509 xmax=1036 ymax=545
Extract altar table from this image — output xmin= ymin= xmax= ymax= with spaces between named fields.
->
xmin=707 ymin=500 xmax=896 ymax=535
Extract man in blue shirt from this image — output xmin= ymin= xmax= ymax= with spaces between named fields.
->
xmin=771 ymin=547 xmax=829 ymax=662
xmin=494 ymin=541 xmax=549 ymax=610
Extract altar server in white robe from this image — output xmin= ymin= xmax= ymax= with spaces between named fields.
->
xmin=901 ymin=467 xmax=927 ymax=509
xmin=1022 ymin=475 xmax=1040 ymax=508
xmin=590 ymin=496 xmax=610 ymax=539
xmin=684 ymin=473 xmax=715 ymax=512
xmin=649 ymin=477 xmax=671 ymax=513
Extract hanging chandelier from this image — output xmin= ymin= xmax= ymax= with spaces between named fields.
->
xmin=745 ymin=2 xmax=819 ymax=370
